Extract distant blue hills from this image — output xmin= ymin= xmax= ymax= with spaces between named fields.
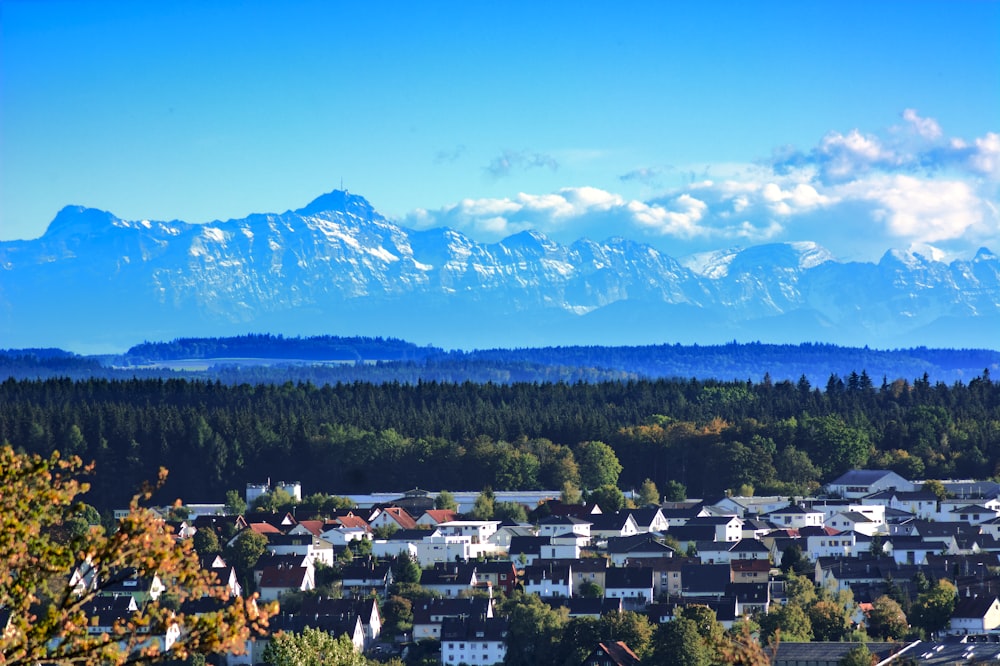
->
xmin=2 ymin=334 xmax=998 ymax=387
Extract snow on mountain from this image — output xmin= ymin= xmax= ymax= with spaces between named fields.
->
xmin=1 ymin=189 xmax=998 ymax=350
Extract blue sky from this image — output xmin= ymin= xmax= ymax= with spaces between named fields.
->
xmin=2 ymin=1 xmax=998 ymax=261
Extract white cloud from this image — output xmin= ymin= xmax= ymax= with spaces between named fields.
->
xmin=970 ymin=132 xmax=1000 ymax=177
xmin=835 ymin=174 xmax=985 ymax=243
xmin=404 ymin=112 xmax=999 ymax=261
xmin=902 ymin=108 xmax=943 ymax=140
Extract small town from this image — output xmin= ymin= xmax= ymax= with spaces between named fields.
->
xmin=37 ymin=468 xmax=1000 ymax=666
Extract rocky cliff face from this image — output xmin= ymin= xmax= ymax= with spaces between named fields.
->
xmin=2 ymin=190 xmax=998 ymax=351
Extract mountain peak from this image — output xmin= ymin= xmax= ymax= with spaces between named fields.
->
xmin=974 ymin=247 xmax=997 ymax=262
xmin=43 ymin=205 xmax=120 ymax=239
xmin=293 ymin=189 xmax=378 ymax=218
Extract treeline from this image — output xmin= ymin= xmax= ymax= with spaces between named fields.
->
xmin=125 ymin=334 xmax=437 ymax=362
xmin=4 ymin=339 xmax=1000 ymax=385
xmin=1 ymin=372 xmax=998 ymax=511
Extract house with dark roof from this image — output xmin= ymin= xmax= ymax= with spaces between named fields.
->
xmin=947 ymin=504 xmax=1000 ymax=525
xmin=420 ymin=562 xmax=485 ymax=598
xmin=507 ymin=535 xmax=549 ymax=566
xmin=764 ymin=504 xmax=825 ymax=530
xmin=589 ymin=512 xmax=640 ymax=541
xmin=604 ymin=567 xmax=654 ymax=608
xmin=659 ymin=504 xmax=708 ymax=527
xmin=544 ymin=597 xmax=623 ymax=618
xmin=97 ymin=568 xmax=165 ymax=605
xmin=266 ymin=611 xmax=366 ymax=654
xmin=606 ymin=534 xmax=675 ymax=566
xmin=887 ymin=535 xmax=941 ymax=565
xmin=864 ymin=488 xmax=939 ymax=519
xmin=547 ymin=557 xmax=610 ymax=593
xmin=440 ymin=616 xmax=508 ymax=666
xmin=648 ymin=598 xmax=739 ymax=629
xmin=695 ymin=538 xmax=768 ymax=565
xmin=682 ymin=516 xmax=744 ymax=542
xmin=627 ymin=556 xmax=688 ymax=598
xmin=537 ymin=515 xmax=592 ymax=545
xmin=386 ymin=488 xmax=436 ymax=514
xmin=258 ymin=562 xmax=314 ymax=601
xmin=771 ymin=641 xmax=907 ymax=666
xmin=814 ymin=556 xmax=898 ymax=592
xmin=947 ymin=596 xmax=1000 ymax=635
xmin=472 ymin=560 xmax=519 ymax=597
xmin=825 ymin=469 xmax=914 ymax=499
xmin=624 ymin=507 xmax=669 ymax=533
xmin=542 ymin=499 xmax=603 ymax=519
xmin=488 ymin=523 xmax=535 ymax=550
xmin=826 ymin=511 xmax=880 ymax=536
xmin=412 ymin=597 xmax=493 ymax=640
xmin=802 ymin=526 xmax=859 ymax=560
xmin=340 ymin=560 xmax=393 ymax=598
xmin=711 ymin=495 xmax=790 ymax=519
xmin=523 ymin=563 xmax=573 ymax=598
xmin=298 ymin=596 xmax=382 ymax=649
xmin=943 ymin=480 xmax=1000 ymax=500
xmin=680 ymin=562 xmax=731 ymax=598
xmin=266 ymin=532 xmax=335 ymax=566
xmin=727 ymin=581 xmax=770 ymax=615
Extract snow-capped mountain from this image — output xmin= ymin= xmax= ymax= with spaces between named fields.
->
xmin=2 ymin=190 xmax=998 ymax=351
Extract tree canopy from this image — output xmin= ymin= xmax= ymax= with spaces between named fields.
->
xmin=0 ymin=445 xmax=273 ymax=666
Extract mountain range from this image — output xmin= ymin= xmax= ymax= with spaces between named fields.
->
xmin=2 ymin=189 xmax=999 ymax=352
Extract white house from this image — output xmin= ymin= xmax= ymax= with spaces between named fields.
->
xmin=414 ymin=534 xmax=473 ymax=566
xmin=435 ymin=520 xmax=499 ymax=542
xmin=604 ymin=568 xmax=654 ymax=605
xmin=948 ymin=596 xmax=1000 ymax=635
xmin=523 ymin=564 xmax=573 ymax=598
xmin=266 ymin=533 xmax=335 ymax=566
xmin=826 ymin=470 xmax=913 ymax=499
xmin=804 ymin=528 xmax=859 ymax=560
xmin=710 ymin=495 xmax=790 ymax=518
xmin=537 ymin=516 xmax=591 ymax=547
xmin=440 ymin=617 xmax=508 ymax=666
xmin=826 ymin=512 xmax=881 ymax=536
xmin=863 ymin=489 xmax=938 ymax=519
xmin=764 ymin=505 xmax=825 ymax=530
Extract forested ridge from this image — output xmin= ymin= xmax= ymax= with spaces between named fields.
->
xmin=2 ymin=371 xmax=999 ymax=512
xmin=4 ymin=336 xmax=1000 ymax=385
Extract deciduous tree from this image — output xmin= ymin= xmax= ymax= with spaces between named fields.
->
xmin=261 ymin=626 xmax=367 ymax=666
xmin=0 ymin=445 xmax=272 ymax=666
xmin=866 ymin=595 xmax=908 ymax=640
xmin=637 ymin=478 xmax=660 ymax=506
xmin=574 ymin=441 xmax=623 ymax=490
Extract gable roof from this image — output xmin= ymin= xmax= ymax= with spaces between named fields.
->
xmin=585 ymin=641 xmax=641 ymax=666
xmin=258 ymin=564 xmax=309 ymax=588
xmin=606 ymin=534 xmax=674 ymax=555
xmin=951 ymin=596 xmax=999 ymax=619
xmin=412 ymin=597 xmax=492 ymax=623
xmin=544 ymin=597 xmax=623 ymax=617
xmin=829 ymin=469 xmax=904 ymax=486
xmin=420 ymin=509 xmax=459 ymax=524
xmin=378 ymin=506 xmax=418 ymax=530
xmin=440 ymin=616 xmax=508 ymax=642
xmin=604 ymin=568 xmax=653 ymax=589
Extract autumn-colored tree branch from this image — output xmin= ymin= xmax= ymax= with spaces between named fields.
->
xmin=0 ymin=445 xmax=276 ymax=666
